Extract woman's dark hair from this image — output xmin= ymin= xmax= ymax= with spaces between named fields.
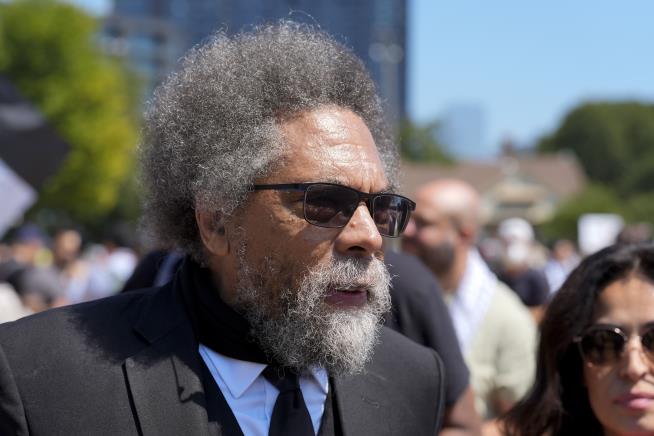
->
xmin=502 ymin=242 xmax=654 ymax=436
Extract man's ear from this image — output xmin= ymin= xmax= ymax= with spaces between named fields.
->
xmin=457 ymin=222 xmax=476 ymax=244
xmin=196 ymin=209 xmax=229 ymax=256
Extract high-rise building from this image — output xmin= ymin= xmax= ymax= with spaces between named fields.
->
xmin=102 ymin=0 xmax=406 ymax=123
xmin=436 ymin=103 xmax=490 ymax=160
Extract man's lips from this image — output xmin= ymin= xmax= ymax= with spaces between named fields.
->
xmin=324 ymin=288 xmax=368 ymax=307
xmin=613 ymin=392 xmax=654 ymax=411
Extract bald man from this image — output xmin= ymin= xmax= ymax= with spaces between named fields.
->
xmin=402 ymin=179 xmax=536 ymax=425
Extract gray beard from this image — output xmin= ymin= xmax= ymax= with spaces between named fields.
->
xmin=233 ymin=249 xmax=391 ymax=376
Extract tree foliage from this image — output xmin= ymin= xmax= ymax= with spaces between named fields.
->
xmin=539 ymin=102 xmax=654 ymax=195
xmin=538 ymin=101 xmax=654 ymax=242
xmin=539 ymin=184 xmax=623 ymax=242
xmin=397 ymin=119 xmax=453 ymax=163
xmin=0 ymin=0 xmax=139 ymax=225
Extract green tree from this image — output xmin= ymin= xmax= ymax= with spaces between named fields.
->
xmin=397 ymin=119 xmax=453 ymax=163
xmin=0 ymin=0 xmax=139 ymax=225
xmin=539 ymin=102 xmax=654 ymax=195
xmin=623 ymin=191 xmax=654 ymax=225
xmin=539 ymin=184 xmax=623 ymax=242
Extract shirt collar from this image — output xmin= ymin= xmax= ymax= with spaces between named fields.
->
xmin=308 ymin=366 xmax=329 ymax=395
xmin=200 ymin=344 xmax=328 ymax=398
xmin=455 ymin=248 xmax=496 ymax=311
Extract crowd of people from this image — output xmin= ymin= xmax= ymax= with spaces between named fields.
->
xmin=0 ymin=205 xmax=578 ymax=327
xmin=0 ymin=183 xmax=646 ymax=436
xmin=0 ymin=181 xmax=627 ymax=435
xmin=0 ymin=225 xmax=137 ymax=321
xmin=1 ymin=21 xmax=653 ymax=436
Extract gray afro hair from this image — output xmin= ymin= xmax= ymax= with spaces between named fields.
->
xmin=140 ymin=21 xmax=399 ymax=260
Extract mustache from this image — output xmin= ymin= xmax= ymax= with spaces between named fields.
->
xmin=305 ymin=256 xmax=389 ymax=291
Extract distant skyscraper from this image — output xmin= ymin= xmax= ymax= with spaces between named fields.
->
xmin=102 ymin=0 xmax=406 ymax=123
xmin=436 ymin=103 xmax=489 ymax=160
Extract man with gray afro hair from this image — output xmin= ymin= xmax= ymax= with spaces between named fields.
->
xmin=141 ymin=21 xmax=398 ymax=262
xmin=0 ymin=22 xmax=445 ymax=436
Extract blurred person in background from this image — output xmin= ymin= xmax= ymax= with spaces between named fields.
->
xmin=51 ymin=227 xmax=88 ymax=304
xmin=496 ymin=218 xmax=547 ymax=268
xmin=0 ymin=224 xmax=48 ymax=285
xmin=543 ymin=238 xmax=580 ymax=295
xmin=0 ymin=225 xmax=68 ymax=313
xmin=477 ymin=236 xmax=504 ymax=273
xmin=617 ymin=222 xmax=653 ymax=245
xmin=502 ymin=243 xmax=654 ymax=436
xmin=0 ymin=242 xmax=10 ymax=261
xmin=9 ymin=266 xmax=64 ymax=313
xmin=84 ymin=229 xmax=137 ymax=301
xmin=385 ymin=250 xmax=483 ymax=436
xmin=402 ymin=179 xmax=536 ymax=432
xmin=496 ymin=218 xmax=550 ymax=323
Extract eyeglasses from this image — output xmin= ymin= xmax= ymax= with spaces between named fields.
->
xmin=252 ymin=182 xmax=416 ymax=238
xmin=573 ymin=324 xmax=654 ymax=366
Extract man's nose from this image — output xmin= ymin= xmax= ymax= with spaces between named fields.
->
xmin=334 ymin=204 xmax=383 ymax=257
xmin=620 ymin=337 xmax=651 ymax=381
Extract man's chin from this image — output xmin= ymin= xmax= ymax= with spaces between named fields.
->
xmin=235 ymin=253 xmax=391 ymax=373
xmin=319 ymin=312 xmax=382 ymax=375
xmin=252 ymin=305 xmax=383 ymax=375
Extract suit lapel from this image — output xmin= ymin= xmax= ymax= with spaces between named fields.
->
xmin=332 ymin=370 xmax=391 ymax=436
xmin=123 ymin=283 xmax=213 ymax=436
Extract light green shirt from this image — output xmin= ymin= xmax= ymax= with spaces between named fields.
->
xmin=464 ymin=281 xmax=537 ymax=419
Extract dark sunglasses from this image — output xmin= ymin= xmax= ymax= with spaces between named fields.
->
xmin=252 ymin=182 xmax=416 ymax=238
xmin=573 ymin=324 xmax=654 ymax=366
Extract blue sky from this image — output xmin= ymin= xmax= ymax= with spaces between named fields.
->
xmin=69 ymin=0 xmax=654 ymax=152
xmin=409 ymin=0 xmax=654 ymax=150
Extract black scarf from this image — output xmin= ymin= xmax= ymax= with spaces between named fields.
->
xmin=177 ymin=256 xmax=274 ymax=365
xmin=177 ymin=256 xmax=340 ymax=436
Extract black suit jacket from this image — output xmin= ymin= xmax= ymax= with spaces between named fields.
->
xmin=0 ymin=280 xmax=445 ymax=435
xmin=384 ymin=251 xmax=469 ymax=408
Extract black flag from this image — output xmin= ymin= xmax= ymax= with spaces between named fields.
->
xmin=0 ymin=75 xmax=70 ymax=190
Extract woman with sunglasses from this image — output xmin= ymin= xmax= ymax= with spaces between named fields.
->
xmin=502 ymin=243 xmax=654 ymax=436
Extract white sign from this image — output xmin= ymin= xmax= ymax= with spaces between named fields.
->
xmin=578 ymin=213 xmax=624 ymax=256
xmin=0 ymin=158 xmax=36 ymax=239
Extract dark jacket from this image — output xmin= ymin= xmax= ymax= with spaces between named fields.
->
xmin=384 ymin=251 xmax=469 ymax=408
xmin=0 ymin=273 xmax=445 ymax=435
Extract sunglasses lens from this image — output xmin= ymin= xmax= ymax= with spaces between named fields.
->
xmin=303 ymin=184 xmax=414 ymax=236
xmin=373 ymin=195 xmax=412 ymax=237
xmin=580 ymin=329 xmax=625 ymax=365
xmin=641 ymin=328 xmax=654 ymax=357
xmin=304 ymin=184 xmax=358 ymax=227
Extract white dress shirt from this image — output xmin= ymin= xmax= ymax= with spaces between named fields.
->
xmin=445 ymin=249 xmax=498 ymax=354
xmin=199 ymin=344 xmax=329 ymax=436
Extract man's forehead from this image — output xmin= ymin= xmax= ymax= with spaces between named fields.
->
xmin=304 ymin=108 xmax=359 ymax=140
xmin=276 ymin=107 xmax=388 ymax=190
xmin=281 ymin=107 xmax=372 ymax=145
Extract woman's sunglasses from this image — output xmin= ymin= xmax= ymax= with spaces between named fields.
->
xmin=252 ymin=182 xmax=416 ymax=238
xmin=573 ymin=324 xmax=654 ymax=366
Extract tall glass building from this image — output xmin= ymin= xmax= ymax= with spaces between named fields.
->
xmin=102 ymin=0 xmax=406 ymax=123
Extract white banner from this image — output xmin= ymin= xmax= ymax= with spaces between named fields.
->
xmin=578 ymin=213 xmax=624 ymax=256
